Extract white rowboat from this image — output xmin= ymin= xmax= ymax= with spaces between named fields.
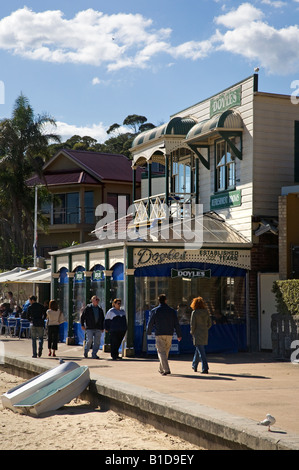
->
xmin=1 ymin=361 xmax=90 ymax=416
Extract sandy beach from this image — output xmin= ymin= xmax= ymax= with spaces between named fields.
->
xmin=0 ymin=370 xmax=203 ymax=451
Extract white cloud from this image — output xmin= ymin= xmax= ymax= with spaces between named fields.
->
xmin=215 ymin=3 xmax=264 ymax=28
xmin=261 ymin=0 xmax=287 ymax=7
xmin=214 ymin=4 xmax=299 ymax=74
xmin=50 ymin=121 xmax=109 ymax=143
xmin=92 ymin=77 xmax=101 ymax=85
xmin=1 ymin=5 xmax=299 ymax=76
xmin=0 ymin=7 xmax=172 ymax=70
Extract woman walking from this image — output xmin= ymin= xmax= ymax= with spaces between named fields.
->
xmin=190 ymin=297 xmax=212 ymax=373
xmin=46 ymin=300 xmax=64 ymax=357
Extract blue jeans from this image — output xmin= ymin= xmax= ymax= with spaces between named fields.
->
xmin=31 ymin=326 xmax=44 ymax=357
xmin=192 ymin=344 xmax=208 ymax=372
xmin=84 ymin=329 xmax=102 ymax=358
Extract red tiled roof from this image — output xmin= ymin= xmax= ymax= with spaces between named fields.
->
xmin=27 ymin=150 xmax=142 ymax=187
xmin=53 ymin=149 xmax=141 ymax=182
xmin=27 ymin=170 xmax=99 ymax=186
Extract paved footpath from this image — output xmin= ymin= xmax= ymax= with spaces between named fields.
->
xmin=1 ymin=336 xmax=299 ymax=450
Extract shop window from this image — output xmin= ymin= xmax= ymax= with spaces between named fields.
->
xmin=110 ymin=263 xmax=124 ymax=307
xmin=73 ymin=266 xmax=85 ymax=322
xmin=57 ymin=267 xmax=68 ymax=321
xmin=90 ymin=264 xmax=105 ymax=308
xmin=215 ymin=137 xmax=240 ymax=192
xmin=135 ymin=274 xmax=245 ymax=325
xmin=172 ymin=162 xmax=191 ymax=195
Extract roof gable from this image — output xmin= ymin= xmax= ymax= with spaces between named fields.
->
xmin=43 ymin=149 xmax=141 ymax=183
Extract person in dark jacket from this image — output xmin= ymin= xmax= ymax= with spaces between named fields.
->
xmin=81 ymin=296 xmax=105 ymax=359
xmin=147 ymin=294 xmax=182 ymax=376
xmin=104 ymin=298 xmax=127 ymax=360
xmin=27 ymin=295 xmax=46 ymax=358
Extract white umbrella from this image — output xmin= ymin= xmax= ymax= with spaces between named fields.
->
xmin=1 ymin=267 xmax=42 ymax=283
xmin=0 ymin=267 xmax=26 ymax=281
xmin=12 ymin=268 xmax=51 ymax=284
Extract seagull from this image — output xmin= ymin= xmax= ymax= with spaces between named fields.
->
xmin=258 ymin=414 xmax=276 ymax=431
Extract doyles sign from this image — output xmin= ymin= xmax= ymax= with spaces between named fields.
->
xmin=210 ymin=86 xmax=241 ymax=117
xmin=171 ymin=268 xmax=211 ymax=279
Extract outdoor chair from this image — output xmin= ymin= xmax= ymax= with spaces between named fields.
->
xmin=19 ymin=320 xmax=31 ymax=339
xmin=7 ymin=318 xmax=18 ymax=337
xmin=0 ymin=317 xmax=9 ymax=336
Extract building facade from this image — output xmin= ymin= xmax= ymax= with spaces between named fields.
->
xmin=27 ymin=149 xmax=141 ymax=258
xmin=50 ymin=74 xmax=299 ymax=354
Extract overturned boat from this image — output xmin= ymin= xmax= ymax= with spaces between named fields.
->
xmin=1 ymin=361 xmax=90 ymax=416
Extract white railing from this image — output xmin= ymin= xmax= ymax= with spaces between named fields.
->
xmin=133 ymin=193 xmax=195 ymax=224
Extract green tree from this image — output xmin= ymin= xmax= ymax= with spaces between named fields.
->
xmin=0 ymin=94 xmax=60 ymax=267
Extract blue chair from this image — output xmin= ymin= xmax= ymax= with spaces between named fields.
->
xmin=19 ymin=320 xmax=31 ymax=339
xmin=0 ymin=317 xmax=9 ymax=336
xmin=7 ymin=318 xmax=17 ymax=336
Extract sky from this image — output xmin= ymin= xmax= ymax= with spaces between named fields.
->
xmin=1 ymin=0 xmax=299 ymax=143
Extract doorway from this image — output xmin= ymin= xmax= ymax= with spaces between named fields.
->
xmin=258 ymin=273 xmax=279 ymax=349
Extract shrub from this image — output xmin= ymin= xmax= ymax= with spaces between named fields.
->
xmin=272 ymin=280 xmax=299 ymax=316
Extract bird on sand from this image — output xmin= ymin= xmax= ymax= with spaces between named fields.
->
xmin=258 ymin=414 xmax=276 ymax=431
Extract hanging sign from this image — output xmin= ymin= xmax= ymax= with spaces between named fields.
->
xmin=171 ymin=268 xmax=211 ymax=279
xmin=210 ymin=189 xmax=241 ymax=210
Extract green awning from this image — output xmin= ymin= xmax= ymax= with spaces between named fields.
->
xmin=185 ymin=109 xmax=243 ymax=144
xmin=131 ymin=116 xmax=197 ymax=149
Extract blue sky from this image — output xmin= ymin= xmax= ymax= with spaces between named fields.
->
xmin=1 ymin=0 xmax=299 ymax=142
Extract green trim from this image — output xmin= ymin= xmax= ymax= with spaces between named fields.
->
xmin=218 ymin=131 xmax=243 ymax=160
xmin=68 ymin=254 xmax=73 ymax=338
xmin=125 ymin=246 xmax=135 ymax=351
xmin=189 ymin=144 xmax=210 ymax=170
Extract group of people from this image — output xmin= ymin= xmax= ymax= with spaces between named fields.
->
xmin=19 ymin=294 xmax=128 ymax=361
xmin=3 ymin=289 xmax=212 ymax=374
xmin=80 ymin=296 xmax=127 ymax=361
xmin=147 ymin=294 xmax=212 ymax=376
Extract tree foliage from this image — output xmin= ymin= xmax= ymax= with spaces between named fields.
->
xmin=0 ymin=94 xmax=60 ymax=268
xmin=49 ymin=114 xmax=155 ymax=158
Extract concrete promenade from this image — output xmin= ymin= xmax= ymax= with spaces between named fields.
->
xmin=1 ymin=335 xmax=299 ymax=450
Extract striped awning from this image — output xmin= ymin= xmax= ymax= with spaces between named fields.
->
xmin=131 ymin=116 xmax=197 ymax=149
xmin=185 ymin=109 xmax=243 ymax=144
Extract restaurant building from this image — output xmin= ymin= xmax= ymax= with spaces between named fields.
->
xmin=49 ymin=74 xmax=299 ymax=354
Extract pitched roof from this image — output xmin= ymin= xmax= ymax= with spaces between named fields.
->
xmin=27 ymin=170 xmax=99 ymax=187
xmin=46 ymin=149 xmax=141 ymax=183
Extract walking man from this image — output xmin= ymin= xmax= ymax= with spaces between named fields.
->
xmin=81 ymin=296 xmax=105 ymax=359
xmin=27 ymin=295 xmax=46 ymax=358
xmin=147 ymin=294 xmax=182 ymax=375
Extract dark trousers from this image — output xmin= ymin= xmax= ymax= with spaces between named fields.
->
xmin=110 ymin=330 xmax=125 ymax=359
xmin=48 ymin=325 xmax=60 ymax=350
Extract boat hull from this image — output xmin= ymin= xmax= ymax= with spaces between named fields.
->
xmin=1 ymin=361 xmax=80 ymax=412
xmin=12 ymin=366 xmax=90 ymax=416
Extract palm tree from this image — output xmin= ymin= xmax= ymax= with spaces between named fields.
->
xmin=0 ymin=94 xmax=60 ymax=267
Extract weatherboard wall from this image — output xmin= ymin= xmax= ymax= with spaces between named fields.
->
xmin=172 ymin=75 xmax=255 ymax=242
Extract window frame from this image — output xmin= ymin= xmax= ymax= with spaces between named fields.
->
xmin=214 ymin=136 xmax=239 ymax=193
